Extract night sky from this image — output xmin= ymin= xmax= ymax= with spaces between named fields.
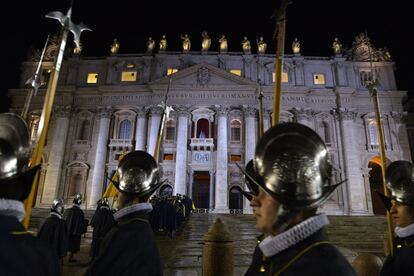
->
xmin=2 ymin=1 xmax=412 ymax=112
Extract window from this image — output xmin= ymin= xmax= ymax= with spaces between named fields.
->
xmin=69 ymin=172 xmax=83 ymax=196
xmin=230 ymin=69 xmax=242 ymax=76
xmin=167 ymin=68 xmax=178 ymax=75
xmin=319 ymin=121 xmax=331 ymax=143
xmin=313 ymin=73 xmax=325 ymax=85
xmin=41 ymin=69 xmax=51 ymax=86
xmin=87 ymin=73 xmax=98 ymax=84
xmin=127 ymin=64 xmax=135 ymax=68
xmin=196 ymin=118 xmax=210 ymax=138
xmin=165 ymin=120 xmax=176 ymax=141
xmin=230 ymin=119 xmax=241 ymax=142
xmin=230 ymin=154 xmax=242 ymax=162
xmin=118 ymin=120 xmax=132 ymax=139
xmin=368 ymin=120 xmax=379 ymax=147
xmin=163 ymin=153 xmax=174 ymax=161
xmin=272 ymin=72 xmax=289 ymax=83
xmin=360 ymin=70 xmax=373 ymax=87
xmin=78 ymin=120 xmax=90 ymax=140
xmin=121 ymin=71 xmax=137 ymax=82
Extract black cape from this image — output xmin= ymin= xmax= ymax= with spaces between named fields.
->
xmin=85 ymin=209 xmax=163 ymax=276
xmin=37 ymin=213 xmax=69 ymax=258
xmin=64 ymin=205 xmax=87 ymax=253
xmin=90 ymin=206 xmax=115 ymax=258
xmin=0 ymin=214 xmax=60 ymax=276
xmin=245 ymin=228 xmax=357 ymax=276
xmin=381 ymin=234 xmax=414 ymax=276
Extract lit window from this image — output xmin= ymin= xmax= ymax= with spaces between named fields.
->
xmin=165 ymin=120 xmax=175 ymax=141
xmin=127 ymin=64 xmax=135 ymax=68
xmin=230 ymin=119 xmax=242 ymax=142
xmin=313 ymin=74 xmax=325 ymax=85
xmin=272 ymin=72 xmax=289 ymax=83
xmin=118 ymin=120 xmax=132 ymax=139
xmin=87 ymin=73 xmax=98 ymax=84
xmin=230 ymin=69 xmax=242 ymax=76
xmin=167 ymin=68 xmax=178 ymax=75
xmin=121 ymin=71 xmax=137 ymax=82
xmin=368 ymin=120 xmax=379 ymax=146
xmin=41 ymin=69 xmax=52 ymax=86
xmin=163 ymin=153 xmax=174 ymax=161
xmin=230 ymin=155 xmax=242 ymax=162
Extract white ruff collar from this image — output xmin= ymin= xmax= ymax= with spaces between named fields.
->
xmin=0 ymin=198 xmax=26 ymax=222
xmin=50 ymin=212 xmax=62 ymax=219
xmin=395 ymin=222 xmax=414 ymax=238
xmin=259 ymin=213 xmax=329 ymax=257
xmin=114 ymin=202 xmax=152 ymax=221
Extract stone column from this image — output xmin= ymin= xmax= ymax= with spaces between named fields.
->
xmin=188 ymin=170 xmax=194 ymax=200
xmin=134 ymin=107 xmax=148 ymax=151
xmin=263 ymin=109 xmax=271 ymax=132
xmin=89 ymin=107 xmax=112 ymax=208
xmin=215 ymin=106 xmax=229 ymax=212
xmin=340 ymin=109 xmax=369 ymax=214
xmin=292 ymin=108 xmax=313 ymax=128
xmin=174 ymin=108 xmax=189 ymax=195
xmin=244 ymin=107 xmax=257 ymax=163
xmin=41 ymin=106 xmax=71 ymax=205
xmin=391 ymin=111 xmax=411 ymax=161
xmin=209 ymin=170 xmax=215 ymax=209
xmin=147 ymin=106 xmax=163 ymax=157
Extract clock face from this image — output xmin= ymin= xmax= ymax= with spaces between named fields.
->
xmin=355 ymin=44 xmax=371 ymax=60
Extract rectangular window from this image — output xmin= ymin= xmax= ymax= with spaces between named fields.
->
xmin=127 ymin=64 xmax=135 ymax=68
xmin=163 ymin=153 xmax=174 ymax=161
xmin=313 ymin=73 xmax=326 ymax=85
xmin=167 ymin=68 xmax=178 ymax=75
xmin=165 ymin=127 xmax=175 ymax=141
xmin=230 ymin=154 xmax=242 ymax=162
xmin=41 ymin=68 xmax=51 ymax=86
xmin=87 ymin=73 xmax=98 ymax=84
xmin=121 ymin=71 xmax=137 ymax=82
xmin=230 ymin=69 xmax=242 ymax=76
xmin=231 ymin=128 xmax=241 ymax=142
xmin=359 ymin=70 xmax=373 ymax=87
xmin=273 ymin=72 xmax=289 ymax=83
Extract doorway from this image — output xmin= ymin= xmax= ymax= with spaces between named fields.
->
xmin=192 ymin=171 xmax=210 ymax=209
xmin=369 ymin=159 xmax=387 ymax=215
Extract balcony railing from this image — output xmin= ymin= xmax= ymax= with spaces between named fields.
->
xmin=189 ymin=138 xmax=215 ymax=150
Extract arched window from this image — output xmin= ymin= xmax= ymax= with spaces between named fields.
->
xmin=368 ymin=120 xmax=379 ymax=146
xmin=229 ymin=186 xmax=243 ymax=209
xmin=196 ymin=118 xmax=209 ymax=138
xmin=78 ymin=120 xmax=91 ymax=140
xmin=69 ymin=172 xmax=83 ymax=196
xmin=165 ymin=119 xmax=176 ymax=141
xmin=230 ymin=119 xmax=242 ymax=142
xmin=119 ymin=119 xmax=132 ymax=139
xmin=319 ymin=121 xmax=331 ymax=143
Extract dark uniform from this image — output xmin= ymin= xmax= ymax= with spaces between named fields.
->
xmin=64 ymin=204 xmax=87 ymax=254
xmin=246 ymin=229 xmax=356 ymax=276
xmin=381 ymin=234 xmax=414 ymax=275
xmin=38 ymin=212 xmax=68 ymax=259
xmin=90 ymin=203 xmax=115 ymax=258
xmin=86 ymin=206 xmax=162 ymax=276
xmin=0 ymin=214 xmax=61 ymax=276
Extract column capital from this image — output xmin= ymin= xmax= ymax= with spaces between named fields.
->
xmin=174 ymin=105 xmax=191 ymax=118
xmin=291 ymin=107 xmax=314 ymax=121
xmin=243 ymin=106 xmax=257 ymax=118
xmin=390 ymin=111 xmax=405 ymax=124
xmin=332 ymin=108 xmax=358 ymax=121
xmin=215 ymin=105 xmax=229 ymax=117
xmin=149 ymin=106 xmax=163 ymax=116
xmin=97 ymin=106 xmax=112 ymax=119
xmin=54 ymin=105 xmax=72 ymax=118
xmin=136 ymin=106 xmax=148 ymax=118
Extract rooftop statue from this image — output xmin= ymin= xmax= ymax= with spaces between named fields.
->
xmin=219 ymin=35 xmax=228 ymax=53
xmin=241 ymin=36 xmax=251 ymax=54
xmin=181 ymin=34 xmax=191 ymax=52
xmin=110 ymin=38 xmax=120 ymax=54
xmin=201 ymin=31 xmax=211 ymax=51
xmin=292 ymin=37 xmax=300 ymax=54
xmin=159 ymin=35 xmax=167 ymax=51
xmin=146 ymin=37 xmax=155 ymax=53
xmin=332 ymin=37 xmax=342 ymax=55
xmin=257 ymin=36 xmax=267 ymax=54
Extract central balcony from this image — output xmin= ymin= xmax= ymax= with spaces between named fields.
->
xmin=189 ymin=138 xmax=215 ymax=151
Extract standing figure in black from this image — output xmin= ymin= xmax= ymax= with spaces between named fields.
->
xmin=378 ymin=161 xmax=414 ymax=275
xmin=86 ymin=151 xmax=163 ymax=276
xmin=38 ymin=198 xmax=69 ymax=263
xmin=64 ymin=193 xmax=88 ymax=262
xmin=90 ymin=197 xmax=115 ymax=260
xmin=241 ymin=123 xmax=356 ymax=275
xmin=0 ymin=113 xmax=60 ymax=275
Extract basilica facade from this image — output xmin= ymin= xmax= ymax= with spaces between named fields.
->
xmin=8 ymin=33 xmax=410 ymax=214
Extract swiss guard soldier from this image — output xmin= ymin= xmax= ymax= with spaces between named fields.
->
xmin=0 ymin=113 xmax=60 ymax=275
xmin=64 ymin=193 xmax=88 ymax=262
xmin=90 ymin=197 xmax=115 ymax=260
xmin=241 ymin=123 xmax=356 ymax=275
xmin=86 ymin=151 xmax=163 ymax=276
xmin=378 ymin=160 xmax=414 ymax=275
xmin=37 ymin=198 xmax=69 ymax=262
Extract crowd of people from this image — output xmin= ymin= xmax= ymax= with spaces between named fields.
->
xmin=1 ymin=112 xmax=414 ymax=275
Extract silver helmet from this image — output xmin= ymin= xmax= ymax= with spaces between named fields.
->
xmin=111 ymin=151 xmax=162 ymax=196
xmin=0 ymin=113 xmax=40 ymax=200
xmin=51 ymin=198 xmax=64 ymax=215
xmin=385 ymin=160 xmax=414 ymax=206
xmin=73 ymin=193 xmax=82 ymax=205
xmin=244 ymin=123 xmax=342 ymax=230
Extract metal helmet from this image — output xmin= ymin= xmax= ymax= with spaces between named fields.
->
xmin=0 ymin=113 xmax=31 ymax=183
xmin=244 ymin=123 xmax=342 ymax=231
xmin=385 ymin=160 xmax=414 ymax=206
xmin=100 ymin=197 xmax=110 ymax=208
xmin=73 ymin=193 xmax=82 ymax=205
xmin=51 ymin=198 xmax=64 ymax=215
xmin=111 ymin=151 xmax=162 ymax=197
xmin=244 ymin=159 xmax=261 ymax=196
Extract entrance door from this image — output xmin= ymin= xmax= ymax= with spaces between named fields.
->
xmin=192 ymin=171 xmax=210 ymax=209
xmin=229 ymin=186 xmax=243 ymax=209
xmin=369 ymin=161 xmax=387 ymax=215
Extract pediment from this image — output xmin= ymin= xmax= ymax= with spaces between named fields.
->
xmin=149 ymin=63 xmax=257 ymax=87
